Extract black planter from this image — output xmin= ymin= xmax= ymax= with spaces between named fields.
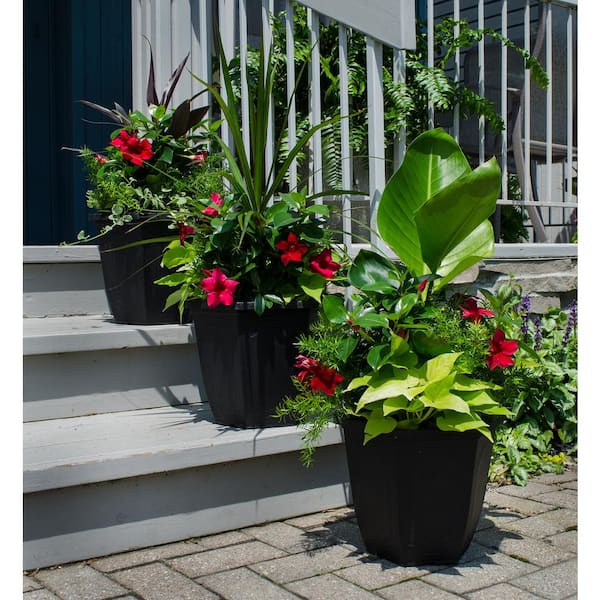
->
xmin=94 ymin=215 xmax=188 ymax=325
xmin=342 ymin=418 xmax=492 ymax=566
xmin=191 ymin=301 xmax=312 ymax=428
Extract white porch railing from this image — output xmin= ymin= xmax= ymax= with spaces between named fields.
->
xmin=131 ymin=0 xmax=577 ymax=253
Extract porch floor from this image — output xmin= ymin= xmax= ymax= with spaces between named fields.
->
xmin=23 ymin=467 xmax=578 ymax=599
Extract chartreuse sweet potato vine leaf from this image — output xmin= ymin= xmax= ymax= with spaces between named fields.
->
xmin=376 ymin=128 xmax=500 ymax=289
xmin=347 ymin=349 xmax=510 ymax=443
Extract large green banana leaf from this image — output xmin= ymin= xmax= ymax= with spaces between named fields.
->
xmin=376 ymin=128 xmax=500 ymax=288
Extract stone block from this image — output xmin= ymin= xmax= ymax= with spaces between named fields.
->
xmin=511 ymin=558 xmax=578 ymax=599
xmin=200 ymin=567 xmax=298 ymax=599
xmin=377 ymin=579 xmax=463 ymax=599
xmin=286 ymin=573 xmax=377 ymax=599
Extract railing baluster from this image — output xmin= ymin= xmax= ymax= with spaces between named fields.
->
xmin=427 ymin=0 xmax=434 ymax=129
xmin=366 ymin=37 xmax=385 ymax=246
xmin=478 ymin=0 xmax=485 ymax=164
xmin=501 ymin=0 xmax=508 ymax=204
xmin=546 ymin=3 xmax=553 ymax=227
xmin=566 ymin=8 xmax=574 ymax=208
xmin=524 ymin=0 xmax=531 ymax=205
xmin=239 ymin=0 xmax=250 ymax=153
xmin=219 ymin=0 xmax=236 ymax=152
xmin=285 ymin=1 xmax=298 ymax=192
xmin=191 ymin=0 xmax=212 ymax=120
xmin=339 ymin=24 xmax=353 ymax=252
xmin=308 ymin=8 xmax=323 ymax=200
xmin=453 ymin=0 xmax=460 ymax=143
xmin=262 ymin=0 xmax=275 ymax=193
xmin=393 ymin=49 xmax=406 ymax=171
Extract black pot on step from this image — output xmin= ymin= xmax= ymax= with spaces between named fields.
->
xmin=94 ymin=214 xmax=188 ymax=325
xmin=342 ymin=417 xmax=492 ymax=566
xmin=191 ymin=301 xmax=312 ymax=428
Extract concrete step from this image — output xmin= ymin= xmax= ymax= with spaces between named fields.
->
xmin=23 ymin=315 xmax=203 ymax=421
xmin=23 ymin=406 xmax=349 ymax=569
xmin=24 ymin=246 xmax=110 ymax=318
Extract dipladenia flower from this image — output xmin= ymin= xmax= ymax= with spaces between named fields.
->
xmin=276 ymin=233 xmax=309 ymax=266
xmin=110 ymin=130 xmax=153 ymax=166
xmin=191 ymin=150 xmax=208 ymax=165
xmin=486 ymin=329 xmax=518 ymax=370
xmin=177 ymin=222 xmax=195 ymax=246
xmin=460 ymin=297 xmax=495 ymax=324
xmin=201 ymin=192 xmax=224 ymax=217
xmin=200 ymin=268 xmax=239 ymax=308
xmin=308 ymin=249 xmax=341 ymax=279
xmin=294 ymin=355 xmax=344 ymax=396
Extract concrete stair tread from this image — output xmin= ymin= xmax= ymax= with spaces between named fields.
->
xmin=24 ymin=314 xmax=195 ymax=355
xmin=24 ymin=405 xmax=343 ymax=493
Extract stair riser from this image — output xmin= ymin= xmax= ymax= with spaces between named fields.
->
xmin=23 ymin=444 xmax=350 ymax=570
xmin=24 ymin=344 xmax=204 ymax=421
xmin=24 ymin=261 xmax=109 ymax=318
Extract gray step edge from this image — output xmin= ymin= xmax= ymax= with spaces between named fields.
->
xmin=24 ymin=405 xmax=342 ymax=493
xmin=24 ymin=245 xmax=101 ymax=263
xmin=24 ymin=315 xmax=196 ymax=355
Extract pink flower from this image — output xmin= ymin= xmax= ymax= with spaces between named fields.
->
xmin=110 ymin=130 xmax=153 ymax=166
xmin=95 ymin=153 xmax=108 ymax=165
xmin=486 ymin=329 xmax=518 ymax=370
xmin=177 ymin=222 xmax=195 ymax=246
xmin=309 ymin=249 xmax=341 ymax=279
xmin=276 ymin=233 xmax=309 ymax=266
xmin=202 ymin=192 xmax=224 ymax=217
xmin=294 ymin=355 xmax=344 ymax=396
xmin=460 ymin=297 xmax=495 ymax=324
xmin=200 ymin=268 xmax=239 ymax=308
xmin=191 ymin=150 xmax=208 ymax=164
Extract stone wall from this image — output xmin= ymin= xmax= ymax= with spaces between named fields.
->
xmin=448 ymin=257 xmax=578 ymax=314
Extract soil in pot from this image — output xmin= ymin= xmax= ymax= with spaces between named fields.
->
xmin=342 ymin=417 xmax=492 ymax=566
xmin=94 ymin=214 xmax=189 ymax=325
xmin=191 ymin=301 xmax=312 ymax=428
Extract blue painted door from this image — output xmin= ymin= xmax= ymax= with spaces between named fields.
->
xmin=24 ymin=0 xmax=132 ymax=245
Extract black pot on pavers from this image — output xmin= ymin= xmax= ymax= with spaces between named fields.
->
xmin=94 ymin=214 xmax=189 ymax=325
xmin=342 ymin=417 xmax=492 ymax=566
xmin=191 ymin=301 xmax=312 ymax=428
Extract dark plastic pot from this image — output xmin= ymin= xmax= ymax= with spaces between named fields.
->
xmin=94 ymin=215 xmax=188 ymax=325
xmin=191 ymin=301 xmax=312 ymax=428
xmin=342 ymin=417 xmax=492 ymax=566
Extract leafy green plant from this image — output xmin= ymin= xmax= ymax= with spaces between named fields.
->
xmin=156 ymin=37 xmax=357 ymax=316
xmin=277 ymin=128 xmax=516 ymax=464
xmin=70 ymin=48 xmax=225 ymax=239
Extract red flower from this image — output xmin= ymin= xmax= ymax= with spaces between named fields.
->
xmin=201 ymin=192 xmax=224 ymax=217
xmin=294 ymin=354 xmax=344 ymax=396
xmin=177 ymin=222 xmax=195 ymax=246
xmin=460 ymin=297 xmax=495 ymax=324
xmin=308 ymin=249 xmax=341 ymax=279
xmin=486 ymin=329 xmax=518 ymax=370
xmin=110 ymin=130 xmax=153 ymax=166
xmin=276 ymin=233 xmax=309 ymax=266
xmin=191 ymin=150 xmax=208 ymax=164
xmin=200 ymin=268 xmax=239 ymax=308
xmin=418 ymin=279 xmax=428 ymax=293
xmin=95 ymin=153 xmax=108 ymax=165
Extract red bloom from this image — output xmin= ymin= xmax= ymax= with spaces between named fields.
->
xmin=308 ymin=249 xmax=341 ymax=279
xmin=418 ymin=279 xmax=428 ymax=293
xmin=110 ymin=130 xmax=153 ymax=166
xmin=191 ymin=150 xmax=208 ymax=164
xmin=276 ymin=233 xmax=309 ymax=266
xmin=200 ymin=268 xmax=239 ymax=308
xmin=177 ymin=222 xmax=195 ymax=246
xmin=201 ymin=192 xmax=224 ymax=217
xmin=294 ymin=354 xmax=344 ymax=396
xmin=460 ymin=297 xmax=495 ymax=324
xmin=486 ymin=329 xmax=518 ymax=370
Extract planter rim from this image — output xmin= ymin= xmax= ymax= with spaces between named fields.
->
xmin=189 ymin=299 xmax=310 ymax=312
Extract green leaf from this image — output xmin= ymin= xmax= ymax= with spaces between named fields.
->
xmin=395 ymin=293 xmax=418 ymax=318
xmin=154 ymin=272 xmax=188 ymax=287
xmin=422 ymin=375 xmax=471 ymax=414
xmin=367 ymin=345 xmax=390 ymax=370
xmin=356 ymin=373 xmax=423 ymax=411
xmin=335 ymin=336 xmax=359 ymax=362
xmin=322 ymin=294 xmax=348 ymax=324
xmin=382 ymin=396 xmax=411 ymax=416
xmin=348 ymin=249 xmax=400 ymax=291
xmin=363 ymin=409 xmax=397 ymax=443
xmin=421 ymin=353 xmax=461 ymax=383
xmin=411 ymin=330 xmax=452 ymax=357
xmin=163 ymin=288 xmax=182 ymax=310
xmin=436 ymin=412 xmax=492 ymax=441
xmin=415 ymin=158 xmax=500 ymax=275
xmin=298 ymin=270 xmax=326 ymax=303
xmin=353 ymin=309 xmax=389 ymax=329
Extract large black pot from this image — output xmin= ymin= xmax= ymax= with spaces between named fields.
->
xmin=94 ymin=215 xmax=187 ymax=325
xmin=191 ymin=301 xmax=312 ymax=428
xmin=342 ymin=417 xmax=492 ymax=566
